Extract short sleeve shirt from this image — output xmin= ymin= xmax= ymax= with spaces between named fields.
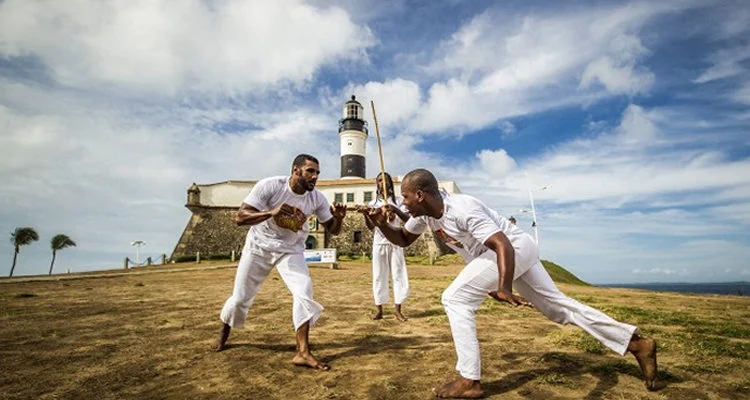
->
xmin=404 ymin=193 xmax=532 ymax=271
xmin=243 ymin=176 xmax=333 ymax=253
xmin=368 ymin=196 xmax=408 ymax=246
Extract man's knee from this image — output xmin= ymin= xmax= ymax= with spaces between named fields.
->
xmin=540 ymin=306 xmax=569 ymax=324
xmin=441 ymin=289 xmax=460 ymax=309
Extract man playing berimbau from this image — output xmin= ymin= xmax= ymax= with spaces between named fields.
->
xmin=358 ymin=172 xmax=411 ymax=321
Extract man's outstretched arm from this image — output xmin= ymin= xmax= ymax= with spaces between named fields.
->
xmin=234 ymin=203 xmax=283 ymax=226
xmin=322 ymin=202 xmax=347 ymax=235
xmin=385 ymin=204 xmax=410 ymax=223
xmin=484 ymin=232 xmax=531 ymax=307
xmin=367 ymin=207 xmax=420 ymax=247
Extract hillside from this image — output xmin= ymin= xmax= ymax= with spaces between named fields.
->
xmin=541 ymin=259 xmax=590 ymax=286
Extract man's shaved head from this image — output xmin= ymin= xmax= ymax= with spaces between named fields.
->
xmin=403 ymin=168 xmax=440 ymax=195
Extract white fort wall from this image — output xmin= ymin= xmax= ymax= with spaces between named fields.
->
xmin=193 ymin=178 xmax=460 ymax=208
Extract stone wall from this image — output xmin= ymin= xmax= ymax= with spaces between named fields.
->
xmin=172 ymin=206 xmax=450 ymax=260
xmin=322 ymin=212 xmax=447 ymax=257
xmin=171 ymin=207 xmax=248 ymax=259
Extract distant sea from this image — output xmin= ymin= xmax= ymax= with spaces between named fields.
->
xmin=599 ymin=282 xmax=749 ymax=296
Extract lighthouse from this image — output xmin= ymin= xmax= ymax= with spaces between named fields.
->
xmin=339 ymin=95 xmax=368 ymax=179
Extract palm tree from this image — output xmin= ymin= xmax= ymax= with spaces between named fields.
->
xmin=49 ymin=234 xmax=77 ymax=275
xmin=10 ymin=227 xmax=39 ymax=277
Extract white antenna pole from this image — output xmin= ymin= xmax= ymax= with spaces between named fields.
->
xmin=525 ymin=173 xmax=540 ymax=247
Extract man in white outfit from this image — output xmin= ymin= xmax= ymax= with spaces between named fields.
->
xmin=366 ymin=168 xmax=658 ymax=398
xmin=213 ymin=154 xmax=347 ymax=371
xmin=358 ymin=172 xmax=410 ymax=321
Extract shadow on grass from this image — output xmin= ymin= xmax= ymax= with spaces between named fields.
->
xmin=224 ymin=333 xmax=442 ymax=365
xmin=485 ymin=352 xmax=685 ymax=400
xmin=222 ymin=342 xmax=296 ymax=352
xmin=407 ymin=307 xmax=445 ymax=318
xmin=320 ymin=334 xmax=434 ymax=363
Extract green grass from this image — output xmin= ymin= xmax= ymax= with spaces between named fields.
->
xmin=676 ymin=333 xmax=750 ymax=359
xmin=406 ymin=253 xmax=464 ymax=266
xmin=602 ymin=305 xmax=704 ymax=326
xmin=547 ymin=330 xmax=608 ymax=354
xmin=541 ymin=260 xmax=589 ymax=286
xmin=536 ymin=372 xmax=576 ymax=387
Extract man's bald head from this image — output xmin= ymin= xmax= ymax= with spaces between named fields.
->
xmin=403 ymin=168 xmax=440 ymax=195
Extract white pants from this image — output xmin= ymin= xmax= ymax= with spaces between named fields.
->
xmin=220 ymin=241 xmax=324 ymax=331
xmin=442 ymin=249 xmax=637 ymax=380
xmin=372 ymin=244 xmax=410 ymax=306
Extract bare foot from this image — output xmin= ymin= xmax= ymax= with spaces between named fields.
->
xmin=292 ymin=352 xmax=330 ymax=371
xmin=212 ymin=323 xmax=231 ymax=352
xmin=629 ymin=336 xmax=658 ymax=390
xmin=211 ymin=341 xmax=226 ymax=352
xmin=434 ymin=378 xmax=485 ymax=398
xmin=395 ymin=305 xmax=408 ymax=322
xmin=371 ymin=312 xmax=383 ymax=320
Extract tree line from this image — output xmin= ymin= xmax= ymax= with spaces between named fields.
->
xmin=9 ymin=227 xmax=76 ymax=277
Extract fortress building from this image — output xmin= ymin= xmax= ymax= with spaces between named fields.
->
xmin=171 ymin=96 xmax=460 ymax=261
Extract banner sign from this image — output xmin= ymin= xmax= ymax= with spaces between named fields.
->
xmin=304 ymin=248 xmax=337 ymax=263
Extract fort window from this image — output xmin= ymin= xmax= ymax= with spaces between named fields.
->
xmin=334 ymin=193 xmax=343 ymax=203
xmin=353 ymin=230 xmax=362 ymax=243
xmin=363 ymin=191 xmax=373 ymax=202
xmin=346 ymin=193 xmax=354 ymax=203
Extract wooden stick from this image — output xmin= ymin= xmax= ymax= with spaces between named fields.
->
xmin=370 ymin=101 xmax=389 ymax=202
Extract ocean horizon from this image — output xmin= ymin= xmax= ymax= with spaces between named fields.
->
xmin=599 ymin=281 xmax=749 ymax=296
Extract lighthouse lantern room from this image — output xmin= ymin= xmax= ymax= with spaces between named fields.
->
xmin=339 ymin=95 xmax=368 ymax=179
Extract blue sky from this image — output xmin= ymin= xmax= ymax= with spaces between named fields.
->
xmin=0 ymin=0 xmax=748 ymax=283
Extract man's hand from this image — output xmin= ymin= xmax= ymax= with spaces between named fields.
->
xmin=366 ymin=206 xmax=389 ymax=226
xmin=382 ymin=204 xmax=397 ymax=222
xmin=488 ymin=288 xmax=533 ymax=308
xmin=354 ymin=204 xmax=370 ymax=214
xmin=330 ymin=202 xmax=347 ymax=220
xmin=271 ymin=203 xmax=291 ymax=217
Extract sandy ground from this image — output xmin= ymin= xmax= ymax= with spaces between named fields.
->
xmin=1 ymin=261 xmax=748 ymax=399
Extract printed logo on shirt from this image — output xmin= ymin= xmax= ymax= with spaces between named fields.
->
xmin=273 ymin=204 xmax=307 ymax=232
xmin=433 ymin=229 xmax=464 ymax=248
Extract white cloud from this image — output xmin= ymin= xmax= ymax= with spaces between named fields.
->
xmin=693 ymin=48 xmax=750 ymax=83
xmin=499 ymin=121 xmax=516 ymax=135
xmin=731 ymin=83 xmax=750 ymax=105
xmin=403 ymin=2 xmax=689 ymax=135
xmin=715 ymin=4 xmax=750 ymax=39
xmin=615 ymin=104 xmax=658 ymax=144
xmin=341 ymin=79 xmax=422 ymax=132
xmin=0 ymin=0 xmax=374 ymax=94
xmin=632 ymin=268 xmax=688 ymax=275
xmin=476 ymin=149 xmax=518 ymax=177
xmin=580 ymin=56 xmax=654 ymax=96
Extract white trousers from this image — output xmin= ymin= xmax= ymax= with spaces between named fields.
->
xmin=442 ymin=249 xmax=637 ymax=380
xmin=372 ymin=244 xmax=410 ymax=306
xmin=220 ymin=241 xmax=324 ymax=331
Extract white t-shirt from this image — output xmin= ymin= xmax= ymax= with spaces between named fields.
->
xmin=368 ymin=196 xmax=408 ymax=246
xmin=243 ymin=176 xmax=333 ymax=253
xmin=404 ymin=192 xmax=538 ymax=277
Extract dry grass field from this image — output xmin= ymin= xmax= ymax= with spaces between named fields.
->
xmin=1 ymin=261 xmax=748 ymax=399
